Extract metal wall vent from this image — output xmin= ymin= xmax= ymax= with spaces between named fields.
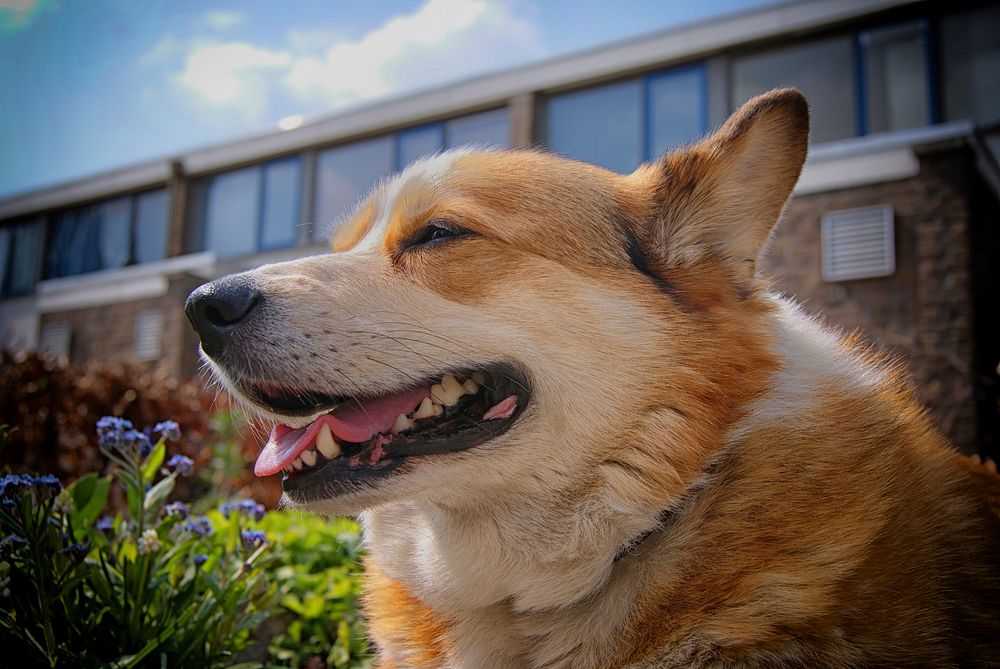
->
xmin=821 ymin=205 xmax=895 ymax=282
xmin=39 ymin=322 xmax=72 ymax=359
xmin=134 ymin=309 xmax=163 ymax=361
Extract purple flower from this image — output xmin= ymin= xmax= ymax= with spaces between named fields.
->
xmin=240 ymin=530 xmax=268 ymax=550
xmin=220 ymin=499 xmax=265 ymax=521
xmin=181 ymin=516 xmax=213 ymax=537
xmin=32 ymin=474 xmax=62 ymax=500
xmin=163 ymin=501 xmax=189 ymax=519
xmin=0 ymin=534 xmax=27 ymax=557
xmin=193 ymin=553 xmax=208 ymax=567
xmin=95 ymin=517 xmax=115 ymax=531
xmin=0 ymin=474 xmax=29 ymax=502
xmin=60 ymin=542 xmax=88 ymax=563
xmin=97 ymin=417 xmax=152 ymax=457
xmin=165 ymin=455 xmax=194 ymax=477
xmin=153 ymin=420 xmax=181 ymax=441
xmin=96 ymin=416 xmax=133 ymax=441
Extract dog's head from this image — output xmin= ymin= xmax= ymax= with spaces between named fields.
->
xmin=187 ymin=89 xmax=808 ymax=518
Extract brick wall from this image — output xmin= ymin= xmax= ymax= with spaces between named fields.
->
xmin=40 ymin=272 xmax=204 ymax=379
xmin=765 ymin=145 xmax=978 ymax=452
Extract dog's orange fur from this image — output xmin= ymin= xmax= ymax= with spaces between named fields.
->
xmin=210 ymin=89 xmax=1000 ymax=667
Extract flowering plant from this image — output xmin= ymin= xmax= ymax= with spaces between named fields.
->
xmin=0 ymin=419 xmax=274 ymax=668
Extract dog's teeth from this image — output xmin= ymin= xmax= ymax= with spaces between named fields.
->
xmin=413 ymin=397 xmax=436 ymax=419
xmin=292 ymin=456 xmax=304 ymax=470
xmin=317 ymin=424 xmax=341 ymax=459
xmin=434 ymin=374 xmax=464 ymax=406
xmin=430 ymin=383 xmax=448 ymax=405
xmin=392 ymin=412 xmax=413 ymax=434
xmin=472 ymin=371 xmax=486 ymax=385
xmin=463 ymin=379 xmax=478 ymax=394
xmin=301 ymin=449 xmax=317 ymax=467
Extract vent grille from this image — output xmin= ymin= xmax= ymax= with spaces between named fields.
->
xmin=39 ymin=322 xmax=72 ymax=358
xmin=134 ymin=309 xmax=163 ymax=361
xmin=821 ymin=206 xmax=895 ymax=282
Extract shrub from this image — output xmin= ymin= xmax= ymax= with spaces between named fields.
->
xmin=0 ymin=350 xmax=281 ymax=507
xmin=0 ymin=419 xmax=274 ymax=667
xmin=260 ymin=512 xmax=371 ymax=668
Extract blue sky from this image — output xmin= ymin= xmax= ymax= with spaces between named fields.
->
xmin=0 ymin=0 xmax=777 ymax=199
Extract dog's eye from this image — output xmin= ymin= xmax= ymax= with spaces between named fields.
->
xmin=405 ymin=221 xmax=469 ymax=249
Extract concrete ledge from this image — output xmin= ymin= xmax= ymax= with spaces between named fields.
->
xmin=36 ymin=252 xmax=216 ymax=313
xmin=795 ymin=122 xmax=974 ymax=195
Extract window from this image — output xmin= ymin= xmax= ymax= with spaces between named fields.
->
xmin=313 ymin=109 xmax=511 ymax=235
xmin=860 ymin=22 xmax=931 ymax=134
xmin=134 ymin=189 xmax=169 ymax=264
xmin=942 ymin=6 xmax=1000 ymax=126
xmin=732 ymin=37 xmax=857 ymax=144
xmin=547 ymin=79 xmax=643 ymax=173
xmin=398 ymin=124 xmax=445 ymax=169
xmin=45 ymin=189 xmax=169 ymax=279
xmin=647 ymin=66 xmax=708 ymax=156
xmin=546 ymin=66 xmax=707 ymax=174
xmin=261 ymin=158 xmax=302 ymax=250
xmin=191 ymin=156 xmax=303 ymax=259
xmin=314 ymin=136 xmax=394 ymax=234
xmin=445 ymin=108 xmax=510 ymax=148
xmin=0 ymin=218 xmax=42 ymax=296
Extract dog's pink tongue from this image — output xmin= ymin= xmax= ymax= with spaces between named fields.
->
xmin=254 ymin=386 xmax=429 ymax=477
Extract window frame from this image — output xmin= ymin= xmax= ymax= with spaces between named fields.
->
xmin=192 ymin=154 xmax=304 ymax=258
xmin=256 ymin=155 xmax=304 ymax=253
xmin=44 ymin=187 xmax=169 ymax=280
xmin=643 ymin=63 xmax=710 ymax=160
xmin=544 ymin=63 xmax=710 ymax=172
xmin=855 ymin=19 xmax=937 ymax=136
xmin=0 ymin=217 xmax=44 ymax=297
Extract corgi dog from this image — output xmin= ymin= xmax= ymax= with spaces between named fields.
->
xmin=186 ymin=89 xmax=1000 ymax=668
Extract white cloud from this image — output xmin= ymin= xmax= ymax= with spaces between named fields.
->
xmin=284 ymin=0 xmax=544 ymax=108
xmin=204 ymin=10 xmax=245 ymax=31
xmin=177 ymin=42 xmax=292 ymax=114
xmin=169 ymin=0 xmax=544 ymax=121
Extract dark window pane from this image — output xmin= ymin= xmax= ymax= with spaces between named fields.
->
xmin=203 ymin=167 xmax=260 ymax=259
xmin=261 ymin=157 xmax=302 ymax=250
xmin=732 ymin=36 xmax=857 ymax=143
xmin=98 ymin=197 xmax=131 ymax=269
xmin=445 ymin=109 xmax=510 ymax=149
xmin=47 ymin=207 xmax=101 ymax=278
xmin=135 ymin=189 xmax=169 ymax=263
xmin=547 ymin=79 xmax=643 ymax=173
xmin=398 ymin=124 xmax=444 ymax=169
xmin=862 ymin=23 xmax=929 ymax=134
xmin=7 ymin=220 xmax=41 ymax=295
xmin=0 ymin=227 xmax=9 ymax=295
xmin=648 ymin=66 xmax=706 ymax=156
xmin=314 ymin=136 xmax=394 ymax=236
xmin=942 ymin=6 xmax=1000 ymax=125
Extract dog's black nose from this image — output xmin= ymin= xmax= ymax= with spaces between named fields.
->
xmin=185 ymin=276 xmax=260 ymax=358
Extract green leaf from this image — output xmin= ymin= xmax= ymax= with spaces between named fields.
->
xmin=142 ymin=440 xmax=166 ymax=481
xmin=68 ymin=473 xmax=111 ymax=531
xmin=143 ymin=475 xmax=175 ymax=514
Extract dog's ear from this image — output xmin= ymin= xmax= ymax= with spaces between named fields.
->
xmin=633 ymin=88 xmax=808 ymax=289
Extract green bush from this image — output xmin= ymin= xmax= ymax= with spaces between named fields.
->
xmin=0 ymin=418 xmax=372 ymax=668
xmin=260 ymin=512 xmax=370 ymax=668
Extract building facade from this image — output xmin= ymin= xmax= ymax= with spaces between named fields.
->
xmin=1 ymin=0 xmax=999 ymax=456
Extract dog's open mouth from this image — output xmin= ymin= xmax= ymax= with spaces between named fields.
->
xmin=245 ymin=365 xmax=529 ymax=499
